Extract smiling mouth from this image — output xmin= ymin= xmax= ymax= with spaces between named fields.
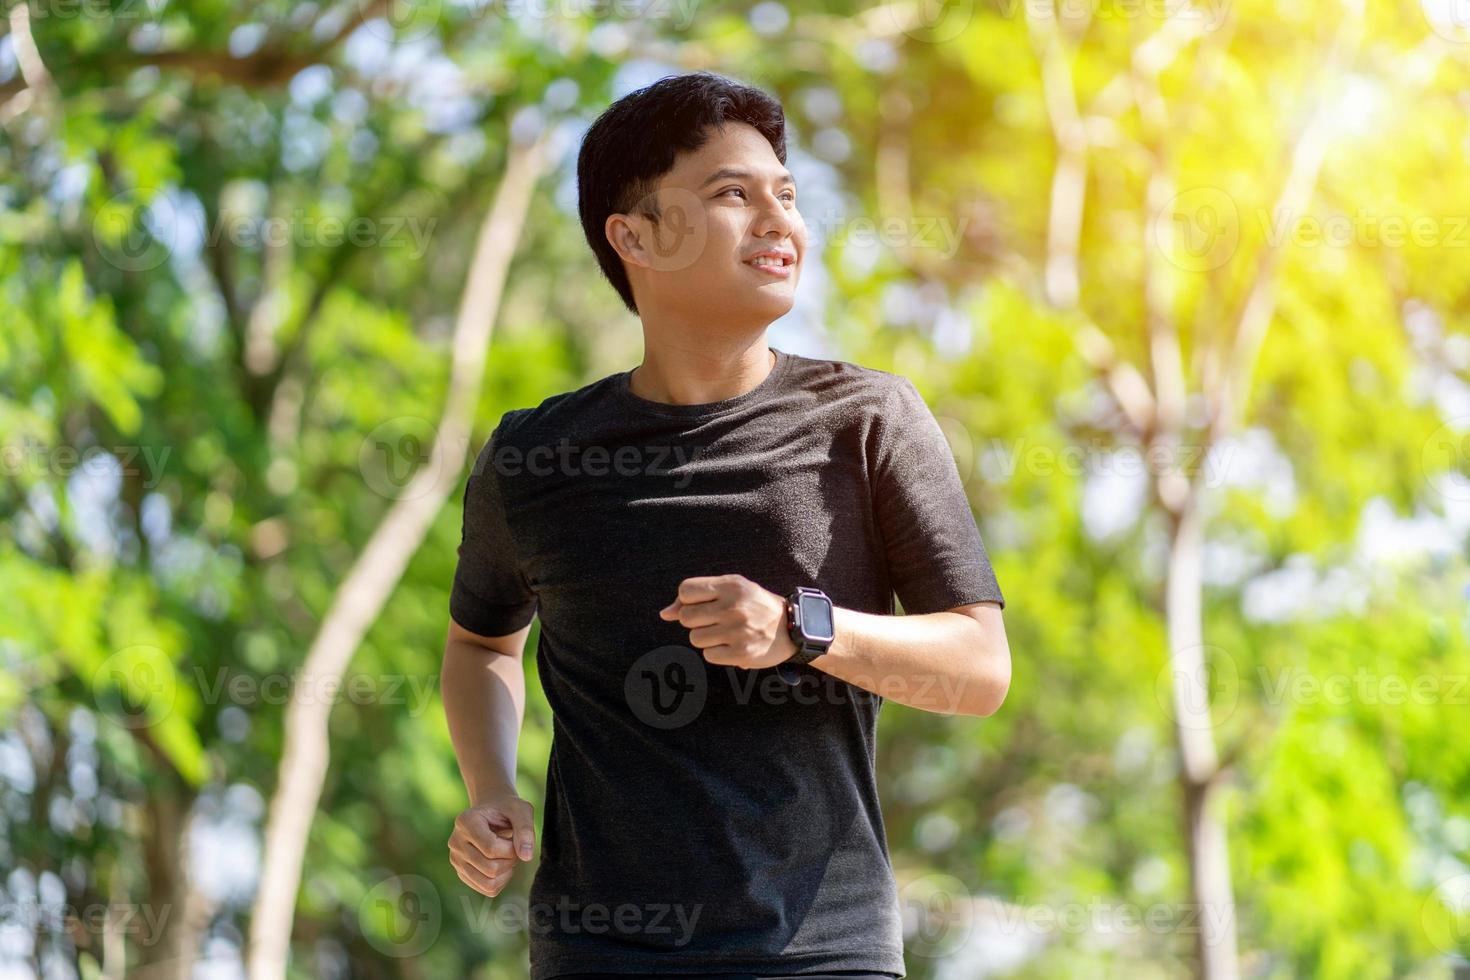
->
xmin=743 ymin=253 xmax=796 ymax=277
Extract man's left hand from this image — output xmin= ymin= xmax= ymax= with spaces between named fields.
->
xmin=659 ymin=574 xmax=798 ymax=670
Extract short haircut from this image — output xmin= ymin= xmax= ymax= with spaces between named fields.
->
xmin=576 ymin=71 xmax=788 ymax=314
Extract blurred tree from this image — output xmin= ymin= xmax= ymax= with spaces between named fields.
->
xmin=4 ymin=0 xmax=1470 ymax=978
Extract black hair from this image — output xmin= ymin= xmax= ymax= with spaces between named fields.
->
xmin=576 ymin=71 xmax=788 ymax=315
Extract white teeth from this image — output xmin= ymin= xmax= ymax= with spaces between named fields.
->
xmin=750 ymin=256 xmax=785 ymax=268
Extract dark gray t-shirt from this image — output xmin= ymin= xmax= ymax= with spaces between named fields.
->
xmin=450 ymin=346 xmax=1004 ymax=979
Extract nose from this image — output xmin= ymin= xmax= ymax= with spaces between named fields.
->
xmin=751 ymin=190 xmax=799 ymax=244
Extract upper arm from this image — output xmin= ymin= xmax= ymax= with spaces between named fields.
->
xmin=449 ymin=420 xmax=539 ymax=639
xmin=873 ymin=379 xmax=1006 ymax=614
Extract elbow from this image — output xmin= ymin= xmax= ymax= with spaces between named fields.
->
xmin=963 ymin=671 xmax=1009 ymax=717
xmin=961 ymin=643 xmax=1011 ymax=718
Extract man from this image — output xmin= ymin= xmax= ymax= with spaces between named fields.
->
xmin=442 ymin=71 xmax=1011 ymax=980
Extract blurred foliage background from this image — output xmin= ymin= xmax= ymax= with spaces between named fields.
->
xmin=4 ymin=0 xmax=1470 ymax=977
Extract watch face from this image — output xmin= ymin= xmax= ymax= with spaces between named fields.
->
xmin=798 ymin=594 xmax=835 ymax=641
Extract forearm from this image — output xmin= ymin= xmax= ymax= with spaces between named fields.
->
xmin=442 ymin=639 xmax=526 ymax=804
xmin=807 ymin=604 xmax=1010 ymax=716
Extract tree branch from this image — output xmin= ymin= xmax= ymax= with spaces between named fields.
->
xmin=246 ymin=125 xmax=551 ymax=980
xmin=1207 ymin=2 xmax=1363 ymax=447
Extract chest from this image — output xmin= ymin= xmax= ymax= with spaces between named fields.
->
xmin=503 ymin=428 xmax=884 ymax=615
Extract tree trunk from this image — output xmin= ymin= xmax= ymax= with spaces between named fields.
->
xmin=1163 ymin=493 xmax=1239 ymax=980
xmin=131 ymin=791 xmax=217 ymax=980
xmin=246 ymin=130 xmax=548 ymax=980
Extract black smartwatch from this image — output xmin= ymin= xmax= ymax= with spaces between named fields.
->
xmin=781 ymin=586 xmax=835 ymax=671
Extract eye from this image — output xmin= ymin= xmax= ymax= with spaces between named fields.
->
xmin=718 ymin=186 xmax=796 ymax=203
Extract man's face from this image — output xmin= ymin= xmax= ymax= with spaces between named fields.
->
xmin=613 ymin=122 xmax=806 ymax=327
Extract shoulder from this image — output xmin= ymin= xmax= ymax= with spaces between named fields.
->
xmin=487 ymin=371 xmax=624 ymax=447
xmin=782 ymin=350 xmax=914 ymax=411
xmin=468 ymin=372 xmax=623 ymax=480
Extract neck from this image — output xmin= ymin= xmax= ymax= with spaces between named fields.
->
xmin=628 ymin=323 xmax=775 ymax=406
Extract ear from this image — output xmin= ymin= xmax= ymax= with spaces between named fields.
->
xmin=605 ymin=211 xmax=652 ymax=270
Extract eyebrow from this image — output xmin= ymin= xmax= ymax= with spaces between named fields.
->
xmin=699 ymin=167 xmax=797 ymax=189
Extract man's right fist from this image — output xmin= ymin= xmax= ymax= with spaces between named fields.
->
xmin=448 ymin=794 xmax=537 ymax=897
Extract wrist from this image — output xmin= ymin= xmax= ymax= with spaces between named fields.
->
xmin=469 ymin=778 xmax=518 ymax=807
xmin=782 ymin=586 xmax=835 ymax=666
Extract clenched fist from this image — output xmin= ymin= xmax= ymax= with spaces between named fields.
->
xmin=448 ymin=793 xmax=536 ymax=898
xmin=659 ymin=573 xmax=798 ymax=670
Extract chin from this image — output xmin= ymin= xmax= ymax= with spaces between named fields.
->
xmin=735 ymin=297 xmax=793 ymax=327
xmin=692 ymin=285 xmax=792 ymax=326
xmin=756 ymin=281 xmax=794 ymax=301
xmin=766 ymin=297 xmax=797 ymax=321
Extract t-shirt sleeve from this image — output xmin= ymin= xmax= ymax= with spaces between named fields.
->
xmin=449 ymin=416 xmax=539 ymax=637
xmin=871 ymin=376 xmax=1005 ymax=614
